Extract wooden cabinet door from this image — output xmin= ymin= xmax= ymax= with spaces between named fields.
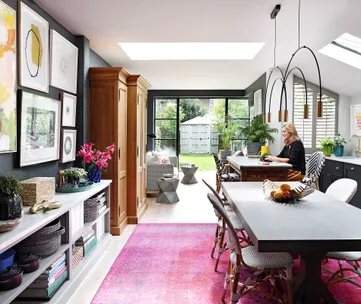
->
xmin=118 ymin=80 xmax=128 ymax=223
xmin=344 ymin=163 xmax=361 ymax=208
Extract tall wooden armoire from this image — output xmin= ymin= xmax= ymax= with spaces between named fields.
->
xmin=127 ymin=75 xmax=151 ymax=224
xmin=88 ymin=67 xmax=129 ymax=235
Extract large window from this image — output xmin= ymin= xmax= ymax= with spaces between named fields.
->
xmin=293 ymin=76 xmax=338 ymax=153
xmin=227 ymin=99 xmax=249 ymax=151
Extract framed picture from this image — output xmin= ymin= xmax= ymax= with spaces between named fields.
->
xmin=50 ymin=30 xmax=78 ymax=94
xmin=61 ymin=93 xmax=77 ymax=127
xmin=253 ymin=89 xmax=262 ymax=116
xmin=61 ymin=129 xmax=76 ymax=163
xmin=350 ymin=104 xmax=361 ymax=136
xmin=18 ymin=2 xmax=49 ymax=93
xmin=0 ymin=1 xmax=17 ymax=153
xmin=19 ymin=91 xmax=61 ymax=167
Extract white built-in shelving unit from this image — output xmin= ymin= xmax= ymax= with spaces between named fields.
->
xmin=0 ymin=180 xmax=112 ymax=304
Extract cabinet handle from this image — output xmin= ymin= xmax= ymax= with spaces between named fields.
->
xmin=351 ymin=167 xmax=354 ymax=171
xmin=118 ymin=147 xmax=121 ymax=160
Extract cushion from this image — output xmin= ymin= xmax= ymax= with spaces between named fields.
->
xmin=146 ymin=151 xmax=154 ymax=163
xmin=326 ymin=251 xmax=361 ymax=261
xmin=153 ymin=151 xmax=171 ymax=164
xmin=233 ymin=246 xmax=293 ymax=270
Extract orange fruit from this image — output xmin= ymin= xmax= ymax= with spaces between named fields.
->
xmin=270 ymin=190 xmax=276 ymax=198
xmin=280 ymin=184 xmax=291 ymax=191
xmin=273 ymin=191 xmax=283 ymax=200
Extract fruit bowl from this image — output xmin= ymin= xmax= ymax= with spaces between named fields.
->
xmin=262 ymin=179 xmax=315 ymax=203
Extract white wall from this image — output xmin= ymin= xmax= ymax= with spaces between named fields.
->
xmin=351 ymin=95 xmax=361 ymax=105
xmin=265 ymin=69 xmax=352 ymax=155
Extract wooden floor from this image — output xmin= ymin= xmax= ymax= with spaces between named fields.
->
xmin=66 ymin=170 xmax=216 ymax=304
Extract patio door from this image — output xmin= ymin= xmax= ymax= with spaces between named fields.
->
xmin=154 ymin=99 xmax=178 ymax=155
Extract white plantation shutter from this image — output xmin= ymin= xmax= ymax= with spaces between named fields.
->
xmin=315 ymin=94 xmax=337 ymax=148
xmin=293 ymin=84 xmax=314 ymax=149
xmin=293 ymin=77 xmax=338 ymax=152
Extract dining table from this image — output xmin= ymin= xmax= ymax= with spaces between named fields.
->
xmin=227 ymin=156 xmax=292 ymax=181
xmin=221 ymin=181 xmax=361 ymax=304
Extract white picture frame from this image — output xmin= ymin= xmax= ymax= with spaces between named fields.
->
xmin=0 ymin=1 xmax=17 ymax=153
xmin=19 ymin=91 xmax=61 ymax=167
xmin=61 ymin=129 xmax=76 ymax=163
xmin=350 ymin=104 xmax=361 ymax=136
xmin=253 ymin=89 xmax=262 ymax=116
xmin=61 ymin=92 xmax=77 ymax=127
xmin=50 ymin=30 xmax=78 ymax=94
xmin=19 ymin=2 xmax=49 ymax=93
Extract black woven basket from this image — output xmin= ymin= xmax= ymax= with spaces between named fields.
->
xmin=26 ymin=219 xmax=61 ymax=241
xmin=84 ymin=199 xmax=98 ymax=223
xmin=15 ymin=226 xmax=65 ymax=258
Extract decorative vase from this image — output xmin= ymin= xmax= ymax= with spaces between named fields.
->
xmin=0 ymin=194 xmax=23 ymax=232
xmin=333 ymin=145 xmax=344 ymax=157
xmin=323 ymin=145 xmax=333 ymax=157
xmin=219 ymin=150 xmax=232 ymax=160
xmin=247 ymin=142 xmax=265 ymax=157
xmin=87 ymin=166 xmax=102 ymax=183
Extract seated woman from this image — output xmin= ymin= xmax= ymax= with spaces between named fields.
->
xmin=265 ymin=123 xmax=306 ymax=181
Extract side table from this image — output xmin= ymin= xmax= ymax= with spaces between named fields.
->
xmin=180 ymin=166 xmax=198 ymax=184
xmin=156 ymin=177 xmax=180 ymax=204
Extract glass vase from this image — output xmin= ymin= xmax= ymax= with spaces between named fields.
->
xmin=333 ymin=145 xmax=344 ymax=157
xmin=87 ymin=165 xmax=102 ymax=183
xmin=323 ymin=145 xmax=333 ymax=157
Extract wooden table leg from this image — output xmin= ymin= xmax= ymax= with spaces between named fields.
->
xmin=293 ymin=253 xmax=337 ymax=304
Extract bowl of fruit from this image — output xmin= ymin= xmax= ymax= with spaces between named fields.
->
xmin=262 ymin=179 xmax=315 ymax=203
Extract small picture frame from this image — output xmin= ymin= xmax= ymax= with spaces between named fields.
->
xmin=61 ymin=129 xmax=77 ymax=163
xmin=61 ymin=93 xmax=77 ymax=127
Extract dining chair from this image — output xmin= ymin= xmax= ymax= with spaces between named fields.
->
xmin=302 ymin=151 xmax=325 ymax=189
xmin=207 ymin=192 xmax=294 ymax=304
xmin=212 ymin=153 xmax=240 ymax=193
xmin=323 ymin=178 xmax=360 ymax=287
xmin=203 ymin=179 xmax=250 ymax=272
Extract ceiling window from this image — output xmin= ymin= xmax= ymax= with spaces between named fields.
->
xmin=319 ymin=33 xmax=361 ymax=70
xmin=293 ymin=77 xmax=338 ymax=153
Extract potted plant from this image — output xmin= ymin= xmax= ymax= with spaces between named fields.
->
xmin=333 ymin=134 xmax=347 ymax=157
xmin=0 ymin=175 xmax=23 ymax=231
xmin=320 ymin=137 xmax=335 ymax=157
xmin=239 ymin=114 xmax=278 ymax=156
xmin=62 ymin=167 xmax=88 ymax=186
xmin=214 ymin=120 xmax=237 ymax=159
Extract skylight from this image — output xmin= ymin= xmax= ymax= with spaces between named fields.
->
xmin=319 ymin=33 xmax=361 ymax=70
xmin=118 ymin=42 xmax=265 ymax=60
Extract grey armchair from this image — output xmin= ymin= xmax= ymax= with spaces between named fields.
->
xmin=146 ymin=156 xmax=179 ymax=192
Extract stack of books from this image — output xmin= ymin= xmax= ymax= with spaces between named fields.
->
xmin=18 ymin=253 xmax=68 ymax=301
xmin=76 ymin=228 xmax=97 ymax=257
xmin=97 ymin=192 xmax=107 ymax=215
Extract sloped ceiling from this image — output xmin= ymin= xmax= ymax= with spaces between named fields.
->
xmin=34 ymin=0 xmax=361 ymax=96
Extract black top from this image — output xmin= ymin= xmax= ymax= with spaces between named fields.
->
xmin=277 ymin=140 xmax=306 ymax=174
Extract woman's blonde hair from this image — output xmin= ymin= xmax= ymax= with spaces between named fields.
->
xmin=283 ymin=123 xmax=301 ymax=146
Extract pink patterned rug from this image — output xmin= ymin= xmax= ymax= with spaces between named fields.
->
xmin=91 ymin=224 xmax=361 ymax=304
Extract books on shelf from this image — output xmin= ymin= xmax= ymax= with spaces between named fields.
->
xmin=28 ymin=265 xmax=68 ymax=288
xmin=98 ymin=204 xmax=107 ymax=215
xmin=75 ymin=228 xmax=95 ymax=246
xmin=84 ymin=235 xmax=97 ymax=257
xmin=17 ymin=269 xmax=68 ymax=300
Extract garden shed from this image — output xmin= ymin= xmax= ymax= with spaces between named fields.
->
xmin=180 ymin=116 xmax=218 ymax=154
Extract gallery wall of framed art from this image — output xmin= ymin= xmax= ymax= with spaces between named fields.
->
xmin=0 ymin=0 xmax=110 ymax=180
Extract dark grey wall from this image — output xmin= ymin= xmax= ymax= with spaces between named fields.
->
xmin=245 ymin=72 xmax=267 ymax=113
xmin=0 ymin=0 xmax=110 ymax=180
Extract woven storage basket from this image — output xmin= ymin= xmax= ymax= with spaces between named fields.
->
xmin=84 ymin=199 xmax=98 ymax=223
xmin=14 ymin=220 xmax=65 ymax=258
xmin=19 ymin=177 xmax=55 ymax=206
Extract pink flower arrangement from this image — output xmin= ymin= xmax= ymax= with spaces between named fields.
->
xmin=76 ymin=143 xmax=115 ymax=169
